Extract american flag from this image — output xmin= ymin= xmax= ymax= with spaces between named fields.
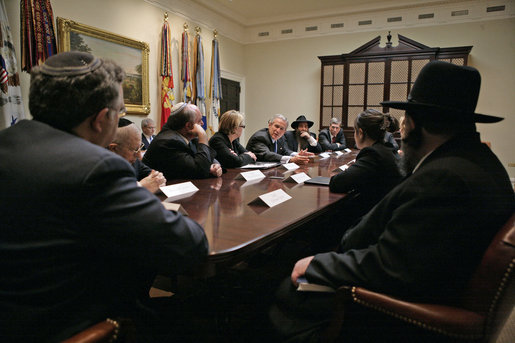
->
xmin=0 ymin=55 xmax=8 ymax=86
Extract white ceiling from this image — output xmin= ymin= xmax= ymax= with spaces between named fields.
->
xmin=190 ymin=0 xmax=463 ymax=26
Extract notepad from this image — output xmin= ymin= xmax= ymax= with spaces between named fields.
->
xmin=296 ymin=277 xmax=335 ymax=293
xmin=240 ymin=162 xmax=281 ymax=169
xmin=304 ymin=176 xmax=330 ymax=186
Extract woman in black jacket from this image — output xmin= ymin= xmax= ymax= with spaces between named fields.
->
xmin=209 ymin=110 xmax=257 ymax=168
xmin=330 ymin=109 xmax=402 ymax=217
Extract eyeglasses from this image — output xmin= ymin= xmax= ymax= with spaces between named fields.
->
xmin=239 ymin=125 xmax=246 ymax=128
xmin=111 ymin=106 xmax=127 ymax=118
xmin=131 ymin=143 xmax=145 ymax=154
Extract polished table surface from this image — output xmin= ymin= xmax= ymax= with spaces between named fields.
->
xmin=159 ymin=151 xmax=358 ymax=267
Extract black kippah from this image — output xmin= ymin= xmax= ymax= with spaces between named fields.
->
xmin=39 ymin=51 xmax=103 ymax=76
xmin=118 ymin=118 xmax=133 ymax=128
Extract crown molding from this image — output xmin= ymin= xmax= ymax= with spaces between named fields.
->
xmin=144 ymin=0 xmax=247 ymax=43
xmin=194 ymin=0 xmax=460 ymax=27
xmin=145 ymin=0 xmax=514 ymax=44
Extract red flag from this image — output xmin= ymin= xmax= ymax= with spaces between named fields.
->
xmin=161 ymin=76 xmax=174 ymax=128
xmin=160 ymin=16 xmax=174 ymax=128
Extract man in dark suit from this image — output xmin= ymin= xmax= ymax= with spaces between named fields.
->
xmin=284 ymin=115 xmax=322 ymax=153
xmin=108 ymin=118 xmax=166 ymax=193
xmin=246 ymin=114 xmax=311 ymax=164
xmin=319 ymin=117 xmax=347 ymax=151
xmin=142 ymin=102 xmax=222 ymax=180
xmin=0 ymin=52 xmax=209 ymax=342
xmin=141 ymin=117 xmax=156 ymax=150
xmin=269 ymin=61 xmax=515 ymax=341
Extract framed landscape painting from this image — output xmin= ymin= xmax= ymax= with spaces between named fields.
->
xmin=57 ymin=17 xmax=150 ymax=115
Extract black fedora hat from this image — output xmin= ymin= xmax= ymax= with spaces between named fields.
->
xmin=381 ymin=61 xmax=503 ymax=123
xmin=291 ymin=115 xmax=314 ymax=129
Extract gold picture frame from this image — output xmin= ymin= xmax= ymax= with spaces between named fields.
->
xmin=57 ymin=17 xmax=150 ymax=115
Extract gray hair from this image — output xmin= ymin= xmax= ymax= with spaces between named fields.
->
xmin=113 ymin=123 xmax=140 ymax=145
xmin=268 ymin=114 xmax=288 ymax=127
xmin=30 ymin=58 xmax=124 ymax=131
xmin=141 ymin=118 xmax=155 ymax=128
xmin=330 ymin=117 xmax=341 ymax=126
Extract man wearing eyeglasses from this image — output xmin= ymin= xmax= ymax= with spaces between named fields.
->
xmin=143 ymin=102 xmax=223 ymax=180
xmin=141 ymin=118 xmax=156 ymax=150
xmin=108 ymin=118 xmax=166 ymax=193
xmin=0 ymin=52 xmax=208 ymax=342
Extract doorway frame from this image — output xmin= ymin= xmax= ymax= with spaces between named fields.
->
xmin=221 ymin=70 xmax=246 ymax=142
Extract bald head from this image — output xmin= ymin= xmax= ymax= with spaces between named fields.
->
xmin=109 ymin=123 xmax=143 ymax=164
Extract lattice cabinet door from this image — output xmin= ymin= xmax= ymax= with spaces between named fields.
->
xmin=321 ymin=64 xmax=344 ymax=127
xmin=318 ymin=34 xmax=471 ymax=130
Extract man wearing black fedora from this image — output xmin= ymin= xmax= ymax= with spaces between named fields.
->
xmin=284 ymin=115 xmax=323 ymax=154
xmin=268 ymin=61 xmax=515 ymax=342
xmin=246 ymin=114 xmax=311 ymax=164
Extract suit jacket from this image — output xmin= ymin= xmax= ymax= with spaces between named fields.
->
xmin=306 ymin=132 xmax=515 ymax=303
xmin=329 ymin=142 xmax=402 ymax=217
xmin=142 ymin=126 xmax=217 ymax=180
xmin=0 ymin=120 xmax=208 ymax=342
xmin=132 ymin=158 xmax=152 ymax=181
xmin=384 ymin=131 xmax=399 ymax=151
xmin=319 ymin=128 xmax=347 ymax=151
xmin=141 ymin=133 xmax=155 ymax=150
xmin=208 ymin=132 xmax=254 ymax=168
xmin=284 ymin=130 xmax=322 ymax=154
xmin=246 ymin=128 xmax=294 ymax=162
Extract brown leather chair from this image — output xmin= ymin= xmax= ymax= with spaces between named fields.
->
xmin=323 ymin=213 xmax=515 ymax=342
xmin=61 ymin=318 xmax=120 ymax=343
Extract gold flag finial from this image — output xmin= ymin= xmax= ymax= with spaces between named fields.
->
xmin=164 ymin=12 xmax=168 ymax=21
xmin=213 ymin=29 xmax=218 ymax=38
xmin=195 ymin=26 xmax=201 ymax=35
xmin=183 ymin=23 xmax=189 ymax=32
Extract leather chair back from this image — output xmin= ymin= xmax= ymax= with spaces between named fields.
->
xmin=62 ymin=319 xmax=119 ymax=343
xmin=461 ymin=213 xmax=515 ymax=341
xmin=325 ymin=212 xmax=515 ymax=343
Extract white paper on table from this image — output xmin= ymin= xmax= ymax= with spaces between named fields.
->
xmin=160 ymin=181 xmax=199 ymax=199
xmin=235 ymin=170 xmax=266 ymax=181
xmin=334 ymin=151 xmax=344 ymax=156
xmin=249 ymin=189 xmax=292 ymax=208
xmin=281 ymin=162 xmax=299 ymax=171
xmin=161 ymin=202 xmax=189 ymax=216
xmin=241 ymin=178 xmax=265 ymax=188
xmin=344 ymin=148 xmax=352 ymax=153
xmin=285 ymin=172 xmax=311 ymax=184
xmin=319 ymin=152 xmax=331 ymax=159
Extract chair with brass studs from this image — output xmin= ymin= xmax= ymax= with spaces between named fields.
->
xmin=322 ymin=213 xmax=515 ymax=343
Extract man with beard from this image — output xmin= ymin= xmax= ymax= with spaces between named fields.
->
xmin=284 ymin=115 xmax=322 ymax=154
xmin=268 ymin=61 xmax=515 ymax=342
xmin=143 ymin=102 xmax=223 ymax=180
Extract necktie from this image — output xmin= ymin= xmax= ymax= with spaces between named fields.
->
xmin=274 ymin=140 xmax=278 ymax=153
xmin=332 ymin=136 xmax=336 ymax=143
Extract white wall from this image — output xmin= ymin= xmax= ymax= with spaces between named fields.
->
xmin=4 ymin=2 xmax=514 ymax=176
xmin=5 ymin=0 xmax=245 ymax=130
xmin=243 ymin=18 xmax=515 ymax=176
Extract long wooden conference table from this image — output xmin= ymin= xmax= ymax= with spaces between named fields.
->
xmin=158 ymin=151 xmax=358 ymax=275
